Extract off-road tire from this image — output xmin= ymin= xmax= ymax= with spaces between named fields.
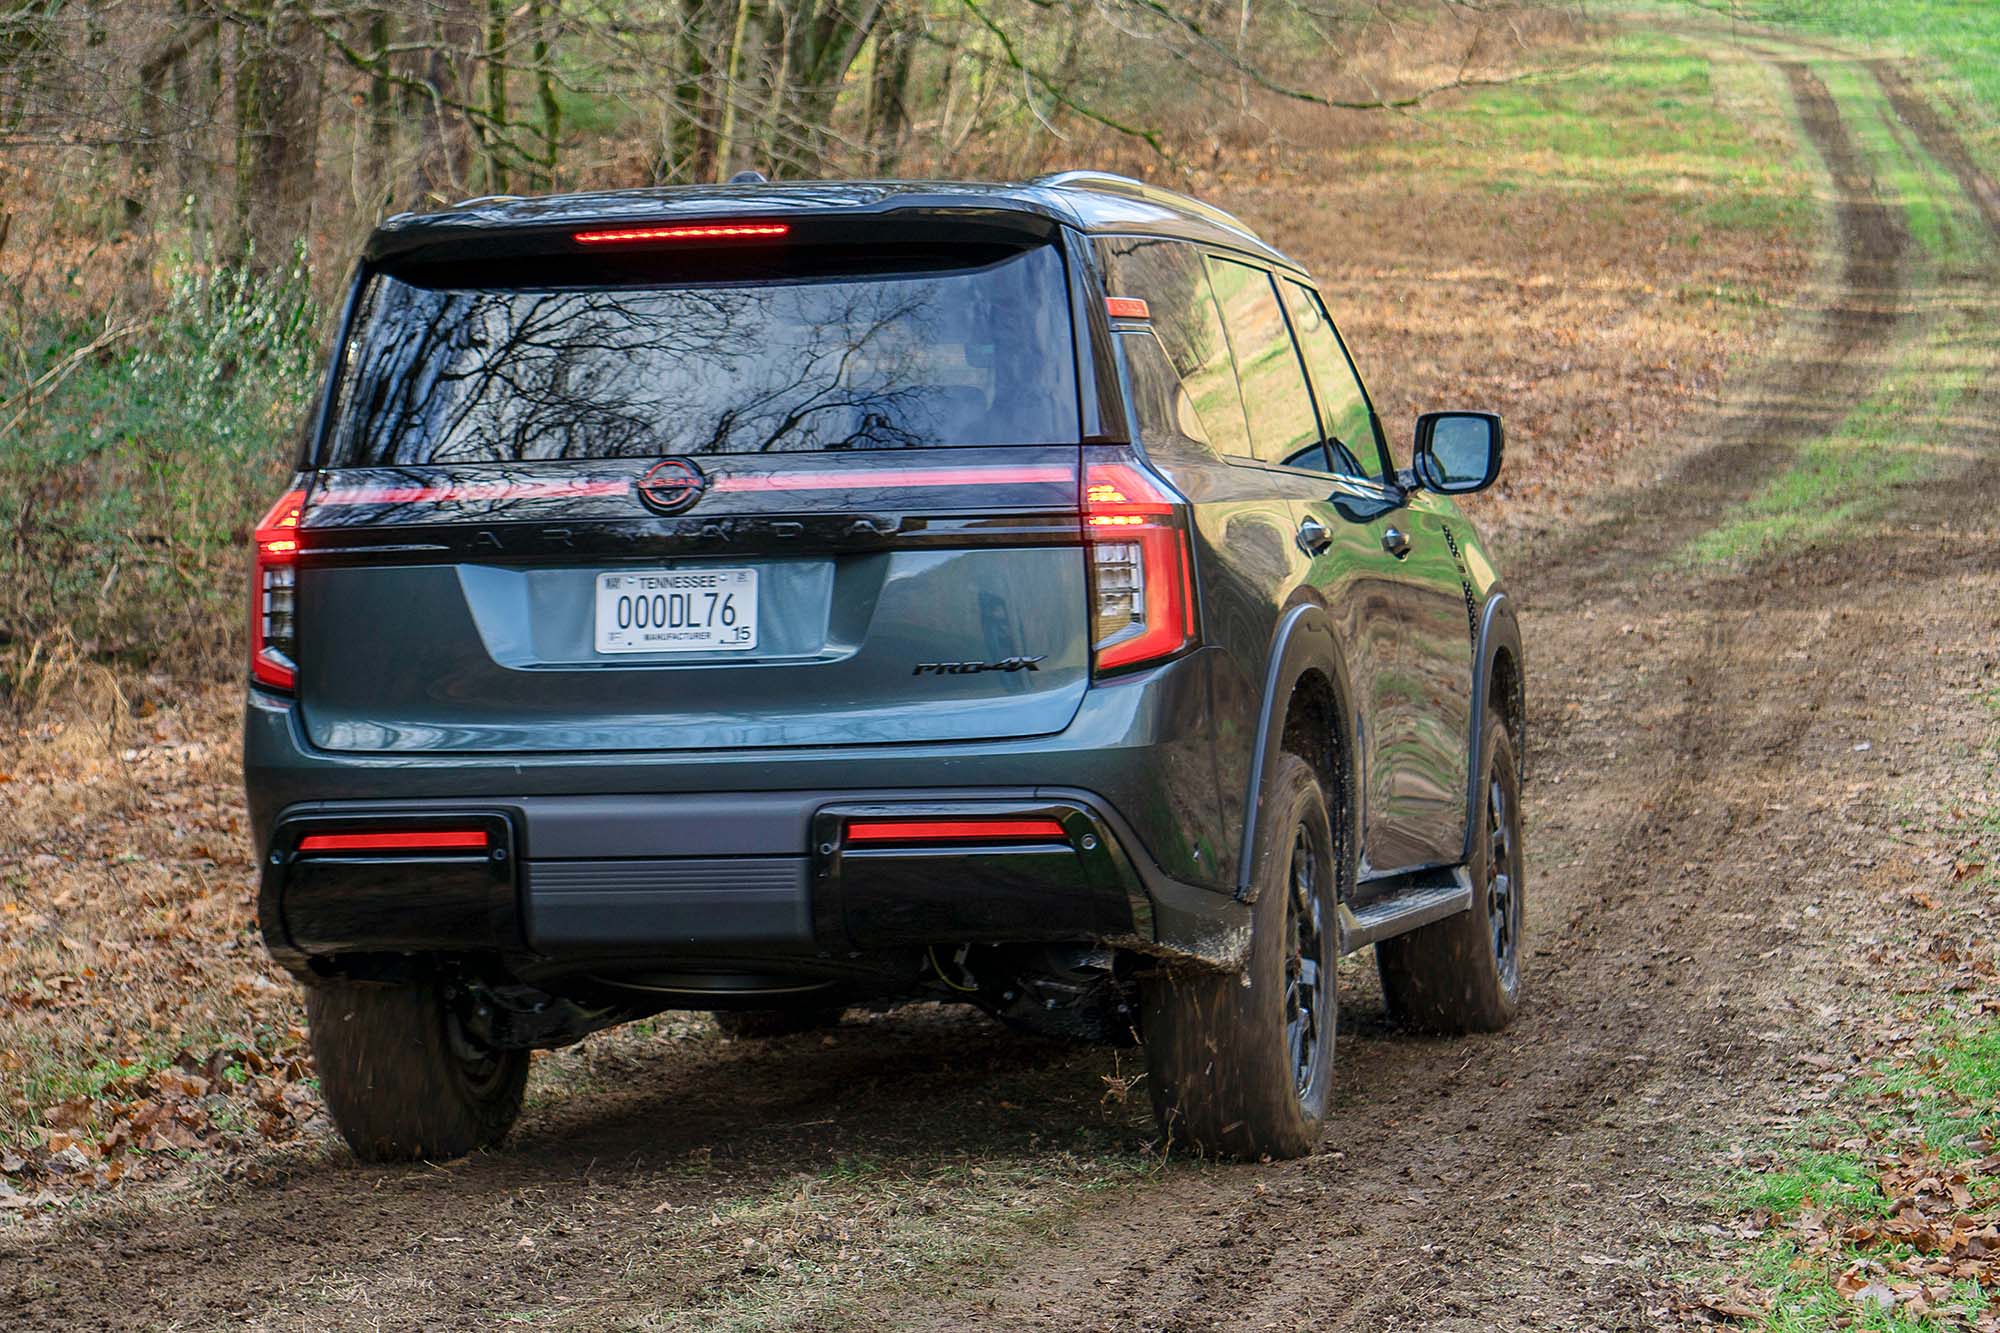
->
xmin=1141 ymin=753 xmax=1341 ymax=1159
xmin=1377 ymin=719 xmax=1524 ymax=1033
xmin=305 ymin=979 xmax=529 ymax=1163
xmin=712 ymin=1007 xmax=845 ymax=1039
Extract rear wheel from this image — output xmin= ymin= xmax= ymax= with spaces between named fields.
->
xmin=1141 ymin=753 xmax=1340 ymax=1159
xmin=712 ymin=1007 xmax=845 ymax=1039
xmin=1377 ymin=719 xmax=1524 ymax=1033
xmin=305 ymin=979 xmax=528 ymax=1163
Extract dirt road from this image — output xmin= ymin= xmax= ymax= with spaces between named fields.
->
xmin=7 ymin=27 xmax=2000 ymax=1333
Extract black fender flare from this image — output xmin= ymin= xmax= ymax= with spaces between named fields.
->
xmin=1235 ymin=603 xmax=1358 ymax=902
xmin=1461 ymin=587 xmax=1525 ymax=864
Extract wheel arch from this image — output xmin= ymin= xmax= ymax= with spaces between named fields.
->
xmin=1463 ymin=588 xmax=1525 ymax=864
xmin=1235 ymin=603 xmax=1358 ymax=903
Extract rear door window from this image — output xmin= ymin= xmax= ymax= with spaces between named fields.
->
xmin=1206 ymin=258 xmax=1326 ymax=471
xmin=324 ymin=245 xmax=1079 ymax=466
xmin=1092 ymin=237 xmax=1251 ymax=459
xmin=1281 ymin=279 xmax=1390 ymax=481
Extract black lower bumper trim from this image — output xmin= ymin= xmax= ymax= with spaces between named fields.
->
xmin=260 ymin=788 xmax=1247 ymax=973
xmin=523 ymin=857 xmax=811 ymax=952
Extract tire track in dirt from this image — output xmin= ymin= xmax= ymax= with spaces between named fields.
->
xmin=888 ymin=48 xmax=1961 ymax=1333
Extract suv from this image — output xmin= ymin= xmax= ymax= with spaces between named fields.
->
xmin=245 ymin=172 xmax=1525 ymax=1164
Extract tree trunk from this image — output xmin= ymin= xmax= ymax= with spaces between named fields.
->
xmin=778 ymin=0 xmax=888 ymax=175
xmin=412 ymin=3 xmax=478 ymax=203
xmin=233 ymin=0 xmax=323 ymax=271
xmin=483 ymin=0 xmax=508 ymax=192
xmin=666 ymin=0 xmax=711 ymax=181
xmin=756 ymin=3 xmax=793 ymax=173
xmin=712 ymin=0 xmax=756 ymax=180
xmin=530 ymin=0 xmax=559 ymax=187
xmin=365 ymin=8 xmax=394 ymax=210
xmin=864 ymin=8 xmax=913 ymax=173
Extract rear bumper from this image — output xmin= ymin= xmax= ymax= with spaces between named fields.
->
xmin=258 ymin=788 xmax=1249 ymax=977
xmin=246 ymin=649 xmax=1250 ymax=972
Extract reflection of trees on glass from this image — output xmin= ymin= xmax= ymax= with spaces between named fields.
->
xmin=1094 ymin=235 xmax=1248 ymax=458
xmin=1117 ymin=331 xmax=1216 ymax=459
xmin=326 ymin=247 xmax=1077 ymax=465
xmin=1096 ymin=237 xmax=1215 ymax=378
xmin=1207 ymin=257 xmax=1320 ymax=468
xmin=1281 ymin=279 xmax=1383 ymax=480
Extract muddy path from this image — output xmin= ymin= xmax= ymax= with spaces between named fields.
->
xmin=6 ymin=32 xmax=2000 ymax=1333
xmin=888 ymin=44 xmax=2000 ymax=1333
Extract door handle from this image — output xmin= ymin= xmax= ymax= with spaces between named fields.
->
xmin=1380 ymin=526 xmax=1412 ymax=559
xmin=1296 ymin=517 xmax=1333 ymax=556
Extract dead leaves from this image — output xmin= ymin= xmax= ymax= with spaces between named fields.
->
xmin=1724 ymin=1118 xmax=2000 ymax=1328
xmin=0 ymin=1042 xmax=320 ymax=1211
xmin=1696 ymin=1287 xmax=1767 ymax=1321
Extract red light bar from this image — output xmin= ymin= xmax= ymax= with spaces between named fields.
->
xmin=298 ymin=830 xmax=490 ymax=853
xmin=1104 ymin=297 xmax=1150 ymax=320
xmin=845 ymin=818 xmax=1068 ymax=846
xmin=574 ymin=223 xmax=790 ymax=245
xmin=713 ymin=464 xmax=1070 ymax=494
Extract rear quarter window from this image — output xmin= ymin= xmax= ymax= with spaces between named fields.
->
xmin=1118 ymin=330 xmax=1217 ymax=462
xmin=323 ymin=245 xmax=1079 ymax=465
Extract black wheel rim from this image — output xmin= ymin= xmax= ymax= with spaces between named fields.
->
xmin=1486 ymin=767 xmax=1522 ymax=993
xmin=1283 ymin=824 xmax=1332 ymax=1104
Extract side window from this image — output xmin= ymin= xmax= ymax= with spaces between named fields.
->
xmin=1207 ymin=257 xmax=1326 ymax=470
xmin=1094 ymin=238 xmax=1251 ymax=459
xmin=1118 ymin=331 xmax=1218 ymax=460
xmin=1281 ymin=279 xmax=1390 ymax=481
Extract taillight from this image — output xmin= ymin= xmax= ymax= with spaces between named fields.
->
xmin=1083 ymin=454 xmax=1198 ymax=675
xmin=250 ymin=487 xmax=306 ymax=691
xmin=845 ymin=817 xmax=1069 ymax=846
xmin=297 ymin=829 xmax=490 ymax=853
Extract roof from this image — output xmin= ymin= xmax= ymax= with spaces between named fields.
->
xmin=363 ymin=172 xmax=1301 ymax=272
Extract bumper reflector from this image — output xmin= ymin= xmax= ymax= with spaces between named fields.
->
xmin=297 ymin=830 xmax=490 ymax=853
xmin=845 ymin=818 xmax=1068 ymax=846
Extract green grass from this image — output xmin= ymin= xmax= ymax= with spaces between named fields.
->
xmin=1737 ymin=1150 xmax=1888 ymax=1220
xmin=1424 ymin=30 xmax=1814 ymax=239
xmin=1679 ymin=54 xmax=1994 ymax=568
xmin=1680 ymin=312 xmax=1983 ymax=565
xmin=1746 ymin=1239 xmax=1989 ymax=1333
xmin=1741 ymin=0 xmax=2000 ymax=168
xmin=1724 ymin=1007 xmax=2000 ymax=1331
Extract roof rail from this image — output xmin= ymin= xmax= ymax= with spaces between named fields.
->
xmin=1030 ymin=170 xmax=1262 ymax=243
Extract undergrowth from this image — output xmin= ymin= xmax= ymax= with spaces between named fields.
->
xmin=0 ymin=257 xmax=322 ymax=697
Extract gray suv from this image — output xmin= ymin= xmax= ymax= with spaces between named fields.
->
xmin=244 ymin=172 xmax=1526 ymax=1163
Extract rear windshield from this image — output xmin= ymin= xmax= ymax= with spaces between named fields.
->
xmin=323 ymin=246 xmax=1079 ymax=465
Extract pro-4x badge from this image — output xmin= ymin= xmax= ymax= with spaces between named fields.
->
xmin=912 ymin=656 xmax=1046 ymax=676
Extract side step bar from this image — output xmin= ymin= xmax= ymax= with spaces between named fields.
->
xmin=1338 ymin=866 xmax=1474 ymax=953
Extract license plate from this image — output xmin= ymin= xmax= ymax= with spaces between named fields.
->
xmin=594 ymin=568 xmax=758 ymax=654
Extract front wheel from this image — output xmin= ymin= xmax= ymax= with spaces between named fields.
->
xmin=1377 ymin=719 xmax=1525 ymax=1033
xmin=1141 ymin=753 xmax=1341 ymax=1159
xmin=306 ymin=979 xmax=529 ymax=1163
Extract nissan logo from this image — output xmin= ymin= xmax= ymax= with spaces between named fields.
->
xmin=635 ymin=458 xmax=706 ymax=514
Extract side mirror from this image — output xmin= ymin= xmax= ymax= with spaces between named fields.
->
xmin=1412 ymin=412 xmax=1504 ymax=494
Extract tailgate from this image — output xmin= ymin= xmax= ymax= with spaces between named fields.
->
xmin=294 ymin=448 xmax=1088 ymax=753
